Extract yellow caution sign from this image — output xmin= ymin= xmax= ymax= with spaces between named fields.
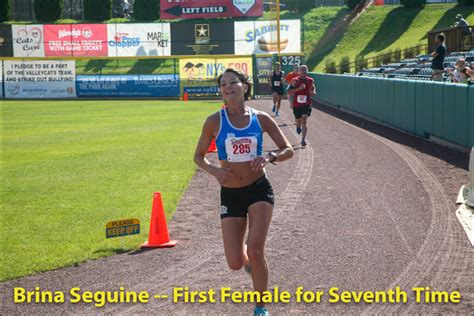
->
xmin=106 ymin=218 xmax=140 ymax=238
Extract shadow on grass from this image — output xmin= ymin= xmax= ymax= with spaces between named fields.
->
xmin=359 ymin=6 xmax=422 ymax=57
xmin=127 ymin=248 xmax=155 ymax=255
xmin=81 ymin=60 xmax=108 ymax=74
xmin=420 ymin=4 xmax=474 ymax=41
xmin=94 ymin=247 xmax=130 ymax=255
xmin=279 ymin=11 xmax=307 ymax=19
xmin=306 ymin=8 xmax=352 ymax=71
xmin=128 ymin=59 xmax=173 ymax=75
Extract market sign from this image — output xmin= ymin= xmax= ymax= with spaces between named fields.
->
xmin=107 ymin=23 xmax=171 ymax=57
xmin=106 ymin=218 xmax=141 ymax=238
xmin=161 ymin=0 xmax=263 ymax=20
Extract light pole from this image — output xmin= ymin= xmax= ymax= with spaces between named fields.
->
xmin=276 ymin=0 xmax=281 ymax=56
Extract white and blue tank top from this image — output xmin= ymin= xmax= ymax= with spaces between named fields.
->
xmin=216 ymin=107 xmax=263 ymax=162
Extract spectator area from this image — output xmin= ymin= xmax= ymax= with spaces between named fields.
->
xmin=357 ymin=50 xmax=474 ymax=82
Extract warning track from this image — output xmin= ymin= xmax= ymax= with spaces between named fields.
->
xmin=0 ymin=99 xmax=472 ymax=315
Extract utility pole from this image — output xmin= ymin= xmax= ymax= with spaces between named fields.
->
xmin=276 ymin=0 xmax=281 ymax=56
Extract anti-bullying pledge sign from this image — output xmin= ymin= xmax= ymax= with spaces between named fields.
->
xmin=161 ymin=0 xmax=263 ymax=20
xmin=44 ymin=24 xmax=108 ymax=57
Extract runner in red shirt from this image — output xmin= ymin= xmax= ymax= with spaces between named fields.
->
xmin=287 ymin=65 xmax=316 ymax=147
xmin=284 ymin=65 xmax=300 ymax=106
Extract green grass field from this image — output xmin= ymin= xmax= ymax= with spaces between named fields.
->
xmin=313 ymin=4 xmax=474 ymax=71
xmin=262 ymin=6 xmax=350 ymax=57
xmin=0 ymin=100 xmax=219 ymax=281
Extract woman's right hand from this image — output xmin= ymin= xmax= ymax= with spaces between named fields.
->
xmin=211 ymin=167 xmax=234 ymax=185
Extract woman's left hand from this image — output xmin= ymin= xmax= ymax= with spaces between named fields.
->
xmin=250 ymin=155 xmax=267 ymax=172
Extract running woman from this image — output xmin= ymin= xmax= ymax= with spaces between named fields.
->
xmin=269 ymin=62 xmax=285 ymax=116
xmin=287 ymin=65 xmax=316 ymax=147
xmin=194 ymin=68 xmax=294 ymax=316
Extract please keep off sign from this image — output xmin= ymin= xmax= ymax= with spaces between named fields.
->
xmin=106 ymin=218 xmax=140 ymax=238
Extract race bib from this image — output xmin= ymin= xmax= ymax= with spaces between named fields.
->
xmin=297 ymin=95 xmax=308 ymax=104
xmin=274 ymin=81 xmax=281 ymax=87
xmin=225 ymin=135 xmax=258 ymax=162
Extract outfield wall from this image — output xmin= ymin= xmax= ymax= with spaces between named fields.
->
xmin=310 ymin=73 xmax=474 ymax=148
xmin=0 ymin=20 xmax=301 ymax=58
xmin=0 ymin=54 xmax=303 ymax=99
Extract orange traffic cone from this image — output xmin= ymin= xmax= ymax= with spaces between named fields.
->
xmin=207 ymin=138 xmax=217 ymax=153
xmin=141 ymin=192 xmax=177 ymax=248
xmin=183 ymin=91 xmax=189 ymax=101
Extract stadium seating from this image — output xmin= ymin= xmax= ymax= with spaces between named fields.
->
xmin=357 ymin=49 xmax=474 ymax=82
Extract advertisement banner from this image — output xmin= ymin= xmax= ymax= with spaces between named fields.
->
xmin=179 ymin=57 xmax=252 ymax=95
xmin=234 ymin=20 xmax=301 ymax=55
xmin=0 ymin=25 xmax=13 ymax=57
xmin=76 ymin=75 xmax=180 ymax=97
xmin=12 ymin=25 xmax=45 ymax=57
xmin=255 ymin=57 xmax=273 ymax=96
xmin=4 ymin=60 xmax=76 ymax=98
xmin=107 ymin=23 xmax=171 ymax=57
xmin=161 ymin=0 xmax=263 ymax=20
xmin=44 ymin=24 xmax=108 ymax=57
xmin=171 ymin=22 xmax=234 ymax=55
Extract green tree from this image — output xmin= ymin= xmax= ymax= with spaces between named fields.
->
xmin=283 ymin=0 xmax=313 ymax=12
xmin=339 ymin=56 xmax=351 ymax=73
xmin=381 ymin=49 xmax=393 ymax=64
xmin=134 ymin=0 xmax=160 ymax=21
xmin=404 ymin=47 xmax=416 ymax=59
xmin=400 ymin=0 xmax=426 ymax=7
xmin=355 ymin=55 xmax=368 ymax=72
xmin=325 ymin=59 xmax=337 ymax=74
xmin=84 ymin=0 xmax=111 ymax=21
xmin=345 ymin=0 xmax=362 ymax=9
xmin=393 ymin=48 xmax=402 ymax=62
xmin=458 ymin=0 xmax=474 ymax=4
xmin=0 ymin=0 xmax=10 ymax=22
xmin=34 ymin=0 xmax=63 ymax=22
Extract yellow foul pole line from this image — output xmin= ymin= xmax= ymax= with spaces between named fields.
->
xmin=276 ymin=0 xmax=281 ymax=58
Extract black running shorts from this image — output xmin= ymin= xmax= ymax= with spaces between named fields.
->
xmin=220 ymin=176 xmax=275 ymax=219
xmin=271 ymin=87 xmax=284 ymax=96
xmin=293 ymin=106 xmax=312 ymax=119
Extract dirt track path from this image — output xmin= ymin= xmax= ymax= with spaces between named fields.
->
xmin=1 ymin=99 xmax=473 ymax=315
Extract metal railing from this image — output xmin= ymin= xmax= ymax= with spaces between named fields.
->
xmin=428 ymin=26 xmax=474 ymax=54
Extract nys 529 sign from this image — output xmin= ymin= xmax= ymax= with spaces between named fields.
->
xmin=161 ymin=0 xmax=263 ymax=20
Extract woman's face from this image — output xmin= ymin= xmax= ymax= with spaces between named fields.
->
xmin=219 ymin=71 xmax=246 ymax=104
